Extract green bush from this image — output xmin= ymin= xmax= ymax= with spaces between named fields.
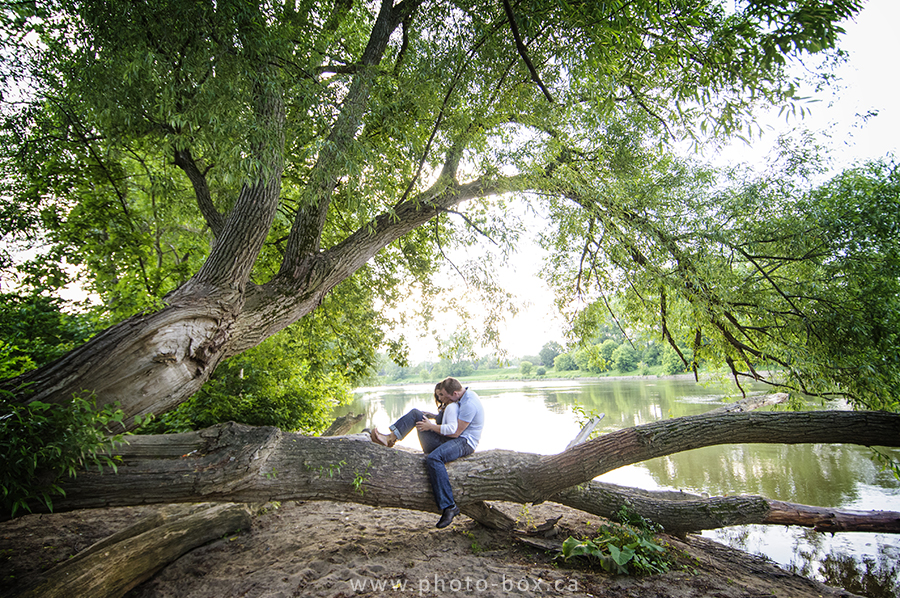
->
xmin=0 ymin=394 xmax=126 ymax=518
xmin=520 ymin=361 xmax=533 ymax=375
xmin=560 ymin=505 xmax=674 ymax=575
xmin=574 ymin=345 xmax=607 ymax=373
xmin=0 ymin=293 xmax=98 ymax=379
xmin=599 ymin=339 xmax=619 ymax=363
xmin=612 ymin=344 xmax=639 ymax=372
xmin=554 ymin=353 xmax=578 ymax=371
xmin=661 ymin=345 xmax=688 ymax=375
xmin=139 ymin=331 xmax=354 ymax=434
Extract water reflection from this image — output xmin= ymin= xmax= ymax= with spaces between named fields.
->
xmin=642 ymin=443 xmax=900 ymax=507
xmin=817 ymin=544 xmax=900 ymax=598
xmin=340 ymin=378 xmax=900 ymax=594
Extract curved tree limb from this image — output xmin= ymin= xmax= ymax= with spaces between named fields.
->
xmin=232 ymin=171 xmax=530 ymax=353
xmin=555 ymin=481 xmax=900 ymax=535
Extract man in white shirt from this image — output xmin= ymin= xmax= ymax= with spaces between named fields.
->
xmin=370 ymin=377 xmax=484 ymax=528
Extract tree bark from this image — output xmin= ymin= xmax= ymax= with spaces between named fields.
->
xmin=8 ymin=411 xmax=898 ymax=536
xmin=16 ymin=502 xmax=251 ymax=598
xmin=555 ymin=481 xmax=900 ymax=535
xmin=10 ymin=414 xmax=370 ymax=598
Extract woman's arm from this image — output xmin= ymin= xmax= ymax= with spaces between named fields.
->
xmin=439 ymin=403 xmax=460 ymax=436
xmin=416 ymin=403 xmax=465 ymax=436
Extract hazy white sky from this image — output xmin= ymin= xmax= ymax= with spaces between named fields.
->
xmin=402 ymin=0 xmax=900 ymax=364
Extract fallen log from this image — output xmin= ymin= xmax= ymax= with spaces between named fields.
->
xmin=321 ymin=412 xmax=365 ymax=436
xmin=554 ymin=481 xmax=900 ymax=534
xmin=9 ymin=411 xmax=368 ymax=598
xmin=17 ymin=502 xmax=251 ymax=598
xmin=706 ymin=392 xmax=789 ymax=413
xmin=764 ymin=500 xmax=900 ymax=533
xmin=5 ymin=410 xmax=897 ymax=536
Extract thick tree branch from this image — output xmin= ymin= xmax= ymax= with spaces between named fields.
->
xmin=233 ymin=171 xmax=529 ymax=352
xmin=280 ymin=0 xmax=416 ymax=274
xmin=171 ymin=77 xmax=286 ymax=298
xmin=500 ymin=0 xmax=554 ymax=103
xmin=173 ymin=148 xmax=224 ymax=239
xmin=10 ymin=411 xmax=898 ymax=537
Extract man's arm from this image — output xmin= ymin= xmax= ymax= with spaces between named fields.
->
xmin=417 ymin=418 xmax=470 ymax=437
xmin=444 ymin=419 xmax=470 ymax=438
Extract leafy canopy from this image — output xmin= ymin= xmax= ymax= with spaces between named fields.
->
xmin=542 ymin=127 xmax=900 ymax=410
xmin=2 ymin=0 xmax=861 ymax=306
xmin=0 ymin=0 xmax=867 ymax=404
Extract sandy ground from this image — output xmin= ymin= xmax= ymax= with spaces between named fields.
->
xmin=1 ymin=499 xmax=865 ymax=598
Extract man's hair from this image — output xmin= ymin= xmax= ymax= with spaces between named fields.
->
xmin=438 ymin=377 xmax=463 ymax=394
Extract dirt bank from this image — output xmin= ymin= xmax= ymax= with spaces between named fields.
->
xmin=1 ymin=500 xmax=864 ymax=598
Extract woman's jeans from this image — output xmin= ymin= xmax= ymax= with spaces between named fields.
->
xmin=389 ymin=408 xmax=474 ymax=510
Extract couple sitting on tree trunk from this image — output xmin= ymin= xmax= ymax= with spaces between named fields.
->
xmin=370 ymin=376 xmax=485 ymax=529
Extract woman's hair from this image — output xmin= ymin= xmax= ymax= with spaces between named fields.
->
xmin=434 ymin=383 xmax=445 ymax=411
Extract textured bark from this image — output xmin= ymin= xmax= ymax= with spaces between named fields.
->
xmin=555 ymin=482 xmax=900 ymax=535
xmin=764 ymin=500 xmax=900 ymax=533
xmin=4 ymin=299 xmax=237 ymax=423
xmin=321 ymin=412 xmax=366 ymax=436
xmin=0 ymin=0 xmax=442 ymax=429
xmin=8 ymin=411 xmax=898 ymax=536
xmin=16 ymin=502 xmax=251 ymax=598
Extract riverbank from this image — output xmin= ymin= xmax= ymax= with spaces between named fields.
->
xmin=366 ymin=369 xmax=775 ymax=389
xmin=1 ymin=500 xmax=864 ymax=598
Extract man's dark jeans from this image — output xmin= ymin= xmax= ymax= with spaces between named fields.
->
xmin=389 ymin=408 xmax=474 ymax=510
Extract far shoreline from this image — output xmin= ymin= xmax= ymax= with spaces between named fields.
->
xmin=357 ymin=370 xmax=780 ymax=391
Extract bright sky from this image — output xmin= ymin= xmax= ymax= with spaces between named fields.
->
xmin=401 ymin=0 xmax=900 ymax=364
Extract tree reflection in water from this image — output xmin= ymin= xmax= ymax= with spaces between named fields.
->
xmin=818 ymin=550 xmax=900 ymax=598
xmin=710 ymin=525 xmax=899 ymax=597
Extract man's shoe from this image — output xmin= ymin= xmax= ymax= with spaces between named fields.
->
xmin=436 ymin=505 xmax=460 ymax=529
xmin=370 ymin=428 xmax=396 ymax=447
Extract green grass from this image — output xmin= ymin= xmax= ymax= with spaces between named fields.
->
xmin=376 ymin=364 xmax=682 ymax=386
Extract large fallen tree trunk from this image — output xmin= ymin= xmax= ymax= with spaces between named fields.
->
xmin=10 ymin=414 xmax=364 ymax=598
xmin=8 ymin=411 xmax=899 ymax=535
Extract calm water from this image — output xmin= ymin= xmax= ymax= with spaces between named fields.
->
xmin=337 ymin=378 xmax=900 ymax=596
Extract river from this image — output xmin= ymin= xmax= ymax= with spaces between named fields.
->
xmin=336 ymin=377 xmax=900 ymax=596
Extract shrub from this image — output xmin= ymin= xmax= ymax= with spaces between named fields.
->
xmin=0 ymin=393 xmax=125 ymax=518
xmin=574 ymin=345 xmax=607 ymax=373
xmin=612 ymin=344 xmax=639 ymax=372
xmin=662 ymin=346 xmax=687 ymax=375
xmin=554 ymin=353 xmax=578 ymax=371
xmin=559 ymin=505 xmax=674 ymax=575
